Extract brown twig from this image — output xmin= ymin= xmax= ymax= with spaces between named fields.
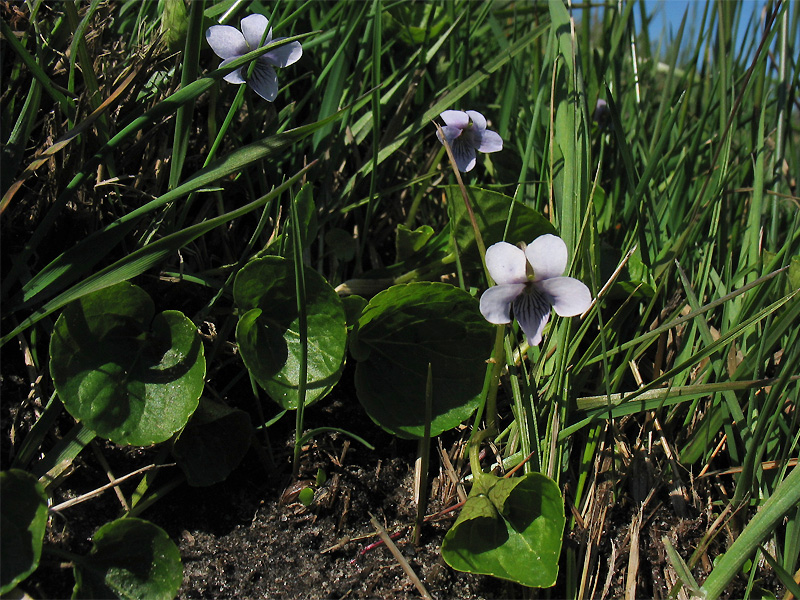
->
xmin=368 ymin=513 xmax=433 ymax=600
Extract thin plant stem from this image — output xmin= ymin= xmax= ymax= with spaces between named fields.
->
xmin=413 ymin=363 xmax=433 ymax=547
xmin=433 ymin=121 xmax=492 ymax=285
xmin=290 ymin=193 xmax=309 ymax=479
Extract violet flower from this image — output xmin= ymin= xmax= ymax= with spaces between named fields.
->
xmin=206 ymin=14 xmax=302 ymax=102
xmin=479 ymin=234 xmax=592 ymax=346
xmin=436 ymin=110 xmax=503 ymax=173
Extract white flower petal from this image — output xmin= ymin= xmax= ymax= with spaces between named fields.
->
xmin=451 ymin=139 xmax=476 ymax=172
xmin=264 ymin=39 xmax=302 ymax=67
xmin=248 ymin=62 xmax=279 ymax=101
xmin=241 ymin=14 xmax=271 ymax=48
xmin=512 ymin=288 xmax=552 ymax=346
xmin=480 ymin=284 xmax=526 ymax=325
xmin=525 ymin=234 xmax=568 ymax=281
xmin=219 ymin=59 xmax=246 ymax=84
xmin=206 ymin=25 xmax=248 ymax=59
xmin=465 ymin=110 xmax=486 ymax=131
xmin=477 ymin=129 xmax=503 ymax=153
xmin=536 ymin=277 xmax=592 ymax=317
xmin=437 ymin=125 xmax=462 ymax=145
xmin=485 ymin=242 xmax=527 ymax=285
xmin=440 ymin=110 xmax=469 ymax=129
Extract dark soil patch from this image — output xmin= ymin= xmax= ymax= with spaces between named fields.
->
xmin=4 ymin=350 xmax=785 ymax=599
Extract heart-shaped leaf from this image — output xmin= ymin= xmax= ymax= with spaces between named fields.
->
xmin=351 ymin=282 xmax=494 ymax=439
xmin=446 ymin=186 xmax=556 ymax=266
xmin=49 ymin=282 xmax=206 ymax=446
xmin=441 ymin=472 xmax=565 ymax=587
xmin=72 ymin=518 xmax=182 ymax=600
xmin=234 ymin=256 xmax=347 ymax=409
xmin=0 ymin=470 xmax=48 ymax=594
xmin=172 ymin=398 xmax=253 ymax=486
xmin=50 ymin=282 xmax=206 ymax=446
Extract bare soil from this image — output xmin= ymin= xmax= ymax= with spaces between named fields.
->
xmin=2 ymin=350 xmax=783 ymax=600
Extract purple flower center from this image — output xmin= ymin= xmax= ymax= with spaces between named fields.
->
xmin=511 ymin=283 xmax=550 ymax=322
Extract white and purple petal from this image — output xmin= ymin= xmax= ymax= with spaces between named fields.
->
xmin=477 ymin=129 xmax=503 ymax=153
xmin=436 ymin=125 xmax=463 ymax=145
xmin=206 ymin=25 xmax=248 ymax=59
xmin=485 ymin=242 xmax=528 ymax=286
xmin=536 ymin=277 xmax=592 ymax=317
xmin=525 ymin=234 xmax=568 ymax=281
xmin=440 ymin=110 xmax=470 ymax=129
xmin=480 ymin=284 xmax=526 ymax=325
xmin=264 ymin=39 xmax=303 ymax=67
xmin=465 ymin=110 xmax=487 ymax=131
xmin=219 ymin=58 xmax=246 ymax=84
xmin=241 ymin=14 xmax=271 ymax=49
xmin=451 ymin=139 xmax=477 ymax=172
xmin=247 ymin=62 xmax=279 ymax=101
xmin=512 ymin=287 xmax=552 ymax=346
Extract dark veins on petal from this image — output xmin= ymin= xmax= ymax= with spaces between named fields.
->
xmin=511 ymin=285 xmax=551 ymax=327
xmin=452 ymin=141 xmax=473 ymax=169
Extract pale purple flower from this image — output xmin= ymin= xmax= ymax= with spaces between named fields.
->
xmin=479 ymin=235 xmax=592 ymax=346
xmin=206 ymin=14 xmax=302 ymax=102
xmin=593 ymin=98 xmax=610 ymax=128
xmin=436 ymin=110 xmax=503 ymax=172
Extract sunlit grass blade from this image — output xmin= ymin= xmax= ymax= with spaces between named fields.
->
xmin=1 ymin=31 xmax=316 ymax=298
xmin=1 ymin=162 xmax=315 ymax=347
xmin=699 ymin=465 xmax=800 ymax=600
xmin=168 ymin=0 xmax=205 ymax=190
xmin=6 ymin=105 xmax=345 ymax=314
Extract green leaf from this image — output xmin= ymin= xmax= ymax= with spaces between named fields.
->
xmin=287 ymin=183 xmax=319 ymax=255
xmin=446 ymin=186 xmax=556 ymax=266
xmin=72 ymin=518 xmax=182 ymax=600
xmin=234 ymin=257 xmax=347 ymax=409
xmin=325 ymin=228 xmax=357 ymax=261
xmin=351 ymin=282 xmax=494 ymax=439
xmin=160 ymin=0 xmax=188 ymax=52
xmin=396 ymin=224 xmax=435 ymax=262
xmin=49 ymin=282 xmax=205 ymax=446
xmin=341 ymin=295 xmax=367 ymax=329
xmin=0 ymin=470 xmax=48 ymax=594
xmin=172 ymin=398 xmax=253 ymax=487
xmin=441 ymin=472 xmax=565 ymax=588
xmin=787 ymin=255 xmax=800 ymax=295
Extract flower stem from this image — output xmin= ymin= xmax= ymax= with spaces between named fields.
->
xmin=484 ymin=325 xmax=506 ymax=433
xmin=433 ymin=122 xmax=493 ymax=285
xmin=468 ymin=428 xmax=494 ymax=481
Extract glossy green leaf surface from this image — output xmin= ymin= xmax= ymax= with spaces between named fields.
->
xmin=446 ymin=186 xmax=556 ymax=266
xmin=396 ymin=224 xmax=435 ymax=261
xmin=234 ymin=257 xmax=347 ymax=409
xmin=0 ymin=470 xmax=48 ymax=594
xmin=49 ymin=282 xmax=205 ymax=446
xmin=172 ymin=398 xmax=253 ymax=487
xmin=351 ymin=282 xmax=494 ymax=439
xmin=442 ymin=472 xmax=565 ymax=588
xmin=72 ymin=518 xmax=182 ymax=600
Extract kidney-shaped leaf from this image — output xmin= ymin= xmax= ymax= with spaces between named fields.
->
xmin=441 ymin=472 xmax=565 ymax=588
xmin=351 ymin=282 xmax=494 ymax=439
xmin=49 ymin=282 xmax=205 ymax=446
xmin=172 ymin=398 xmax=253 ymax=486
xmin=234 ymin=256 xmax=347 ymax=409
xmin=0 ymin=470 xmax=48 ymax=594
xmin=447 ymin=186 xmax=556 ymax=266
xmin=72 ymin=518 xmax=182 ymax=600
